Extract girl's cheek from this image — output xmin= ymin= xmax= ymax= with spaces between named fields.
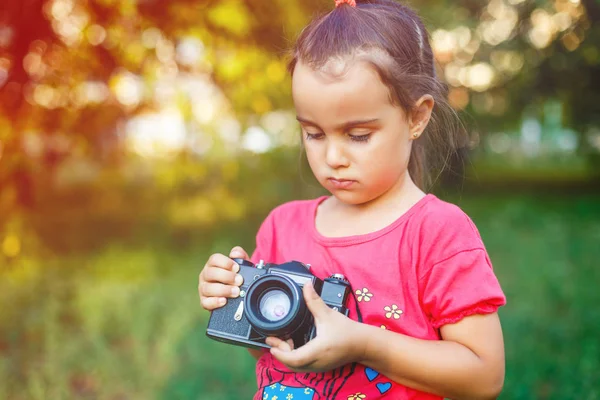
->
xmin=306 ymin=146 xmax=324 ymax=160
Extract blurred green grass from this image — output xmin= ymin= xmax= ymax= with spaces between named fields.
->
xmin=1 ymin=193 xmax=599 ymax=400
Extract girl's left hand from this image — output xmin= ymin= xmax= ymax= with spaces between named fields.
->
xmin=266 ymin=282 xmax=366 ymax=372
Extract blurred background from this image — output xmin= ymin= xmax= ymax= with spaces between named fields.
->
xmin=0 ymin=0 xmax=599 ymax=398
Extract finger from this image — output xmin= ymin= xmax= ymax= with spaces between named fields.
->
xmin=266 ymin=337 xmax=294 ymax=351
xmin=270 ymin=339 xmax=320 ymax=370
xmin=303 ymin=282 xmax=330 ymax=323
xmin=229 ymin=246 xmax=249 ymax=261
xmin=200 ymin=296 xmax=227 ymax=311
xmin=206 ymin=253 xmax=240 ymax=273
xmin=200 ymin=282 xmax=240 ymax=298
xmin=203 ymin=266 xmax=242 ymax=286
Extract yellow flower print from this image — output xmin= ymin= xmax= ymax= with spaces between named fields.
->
xmin=355 ymin=288 xmax=373 ymax=302
xmin=348 ymin=393 xmax=367 ymax=400
xmin=286 ymin=394 xmax=294 ymax=400
xmin=384 ymin=304 xmax=403 ymax=319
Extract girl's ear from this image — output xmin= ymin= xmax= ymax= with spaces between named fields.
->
xmin=409 ymin=95 xmax=434 ymax=140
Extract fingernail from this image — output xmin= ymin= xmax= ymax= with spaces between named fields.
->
xmin=232 ymin=262 xmax=240 ymax=273
xmin=231 ymin=286 xmax=240 ymax=297
xmin=219 ymin=297 xmax=226 ymax=305
xmin=234 ymin=274 xmax=244 ymax=286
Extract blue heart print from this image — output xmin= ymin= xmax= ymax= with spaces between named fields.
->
xmin=365 ymin=367 xmax=394 ymax=394
xmin=376 ymin=382 xmax=392 ymax=394
xmin=365 ymin=367 xmax=380 ymax=382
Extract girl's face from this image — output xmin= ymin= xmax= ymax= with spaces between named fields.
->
xmin=292 ymin=60 xmax=427 ymax=206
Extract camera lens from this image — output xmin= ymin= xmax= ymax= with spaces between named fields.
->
xmin=244 ymin=274 xmax=311 ymax=339
xmin=259 ymin=290 xmax=291 ymax=322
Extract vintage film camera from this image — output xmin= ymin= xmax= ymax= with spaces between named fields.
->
xmin=206 ymin=258 xmax=352 ymax=350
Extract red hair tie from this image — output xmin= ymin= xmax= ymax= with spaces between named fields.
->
xmin=335 ymin=0 xmax=357 ymax=7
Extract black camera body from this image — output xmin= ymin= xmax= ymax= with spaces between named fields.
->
xmin=206 ymin=258 xmax=352 ymax=350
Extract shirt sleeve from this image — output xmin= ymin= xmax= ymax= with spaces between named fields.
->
xmin=250 ymin=211 xmax=275 ymax=265
xmin=419 ymin=248 xmax=506 ymax=329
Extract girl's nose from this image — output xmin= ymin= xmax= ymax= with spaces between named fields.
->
xmin=325 ymin=141 xmax=350 ymax=169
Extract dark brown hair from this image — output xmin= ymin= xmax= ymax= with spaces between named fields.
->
xmin=288 ymin=0 xmax=466 ymax=190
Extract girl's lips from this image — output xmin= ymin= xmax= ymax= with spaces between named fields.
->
xmin=328 ymin=178 xmax=356 ymax=189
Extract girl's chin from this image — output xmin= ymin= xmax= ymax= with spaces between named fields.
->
xmin=327 ymin=190 xmax=372 ymax=206
xmin=324 ymin=185 xmax=393 ymax=207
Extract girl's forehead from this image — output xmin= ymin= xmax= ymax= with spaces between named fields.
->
xmin=292 ymin=59 xmax=390 ymax=102
xmin=292 ymin=58 xmax=398 ymax=125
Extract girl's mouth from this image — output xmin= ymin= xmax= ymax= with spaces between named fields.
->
xmin=328 ymin=178 xmax=356 ymax=189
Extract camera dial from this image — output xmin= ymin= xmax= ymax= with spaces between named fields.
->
xmin=329 ymin=273 xmax=348 ymax=282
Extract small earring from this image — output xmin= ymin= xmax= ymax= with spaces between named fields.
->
xmin=412 ymin=132 xmax=419 ymax=138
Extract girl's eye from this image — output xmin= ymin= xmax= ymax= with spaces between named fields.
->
xmin=349 ymin=133 xmax=372 ymax=142
xmin=305 ymin=132 xmax=325 ymax=140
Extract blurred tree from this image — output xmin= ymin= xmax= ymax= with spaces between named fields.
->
xmin=0 ymin=0 xmax=598 ymax=216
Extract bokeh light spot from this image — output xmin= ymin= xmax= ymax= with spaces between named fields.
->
xmin=2 ymin=235 xmax=21 ymax=258
xmin=242 ymin=126 xmax=272 ymax=153
xmin=87 ymin=24 xmax=106 ymax=46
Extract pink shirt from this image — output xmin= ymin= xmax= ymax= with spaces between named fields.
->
xmin=250 ymin=194 xmax=506 ymax=400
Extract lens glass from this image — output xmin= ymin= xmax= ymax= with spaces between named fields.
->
xmin=259 ymin=290 xmax=291 ymax=322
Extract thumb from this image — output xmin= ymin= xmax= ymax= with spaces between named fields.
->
xmin=303 ymin=281 xmax=330 ymax=322
xmin=229 ymin=246 xmax=249 ymax=260
xmin=266 ymin=337 xmax=295 ymax=351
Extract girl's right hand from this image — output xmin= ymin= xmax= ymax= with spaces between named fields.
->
xmin=198 ymin=246 xmax=249 ymax=311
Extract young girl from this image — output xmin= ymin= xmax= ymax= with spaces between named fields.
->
xmin=199 ymin=0 xmax=506 ymax=399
